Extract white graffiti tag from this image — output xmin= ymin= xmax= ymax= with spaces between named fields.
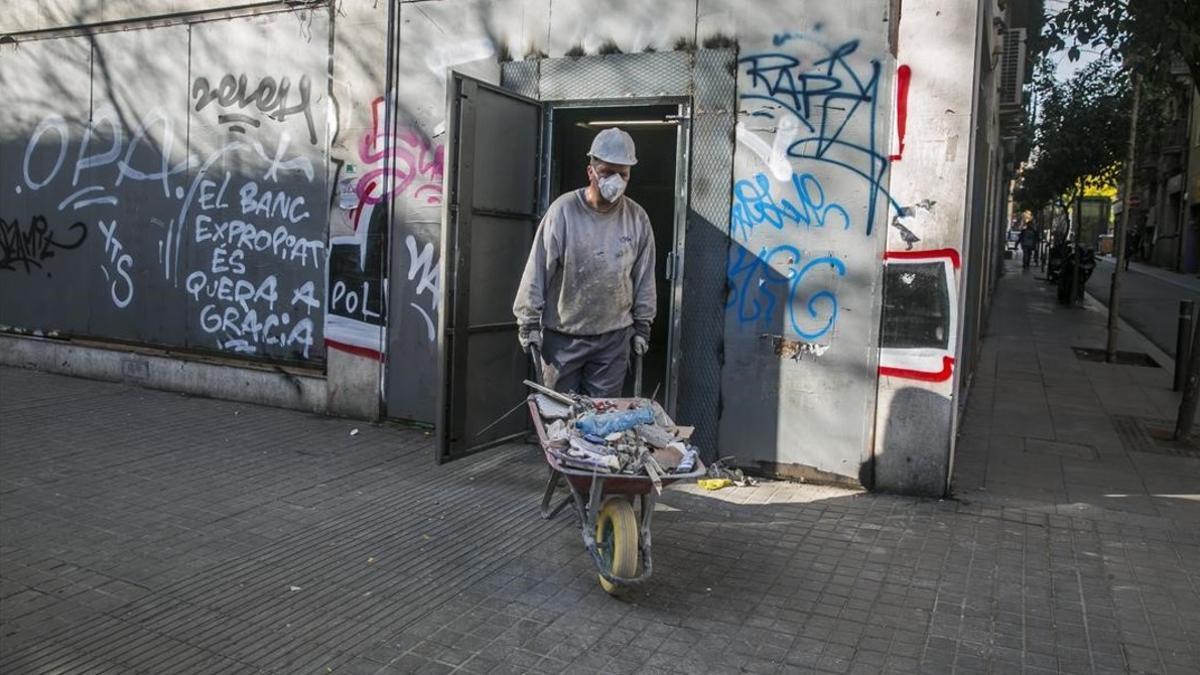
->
xmin=405 ymin=235 xmax=440 ymax=342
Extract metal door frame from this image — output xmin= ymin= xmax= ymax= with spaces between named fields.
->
xmin=501 ymin=49 xmax=735 ymax=459
xmin=539 ymin=98 xmax=691 ymax=413
xmin=436 ymin=70 xmax=542 ymax=463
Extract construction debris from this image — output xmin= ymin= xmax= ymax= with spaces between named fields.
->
xmin=528 ymin=385 xmax=700 ymax=480
xmin=706 ymin=457 xmax=758 ymax=487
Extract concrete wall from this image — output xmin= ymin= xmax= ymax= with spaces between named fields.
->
xmin=0 ymin=333 xmax=326 ymax=411
xmin=0 ymin=2 xmax=281 ymax=33
xmin=871 ymin=0 xmax=988 ymax=496
xmin=1 ymin=0 xmax=992 ymax=492
xmin=719 ymin=3 xmax=894 ymax=482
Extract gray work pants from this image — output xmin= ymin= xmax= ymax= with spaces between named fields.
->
xmin=540 ymin=327 xmax=632 ymax=398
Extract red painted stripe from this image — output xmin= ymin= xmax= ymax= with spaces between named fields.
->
xmin=884 ymin=248 xmax=961 ymax=269
xmin=325 ymin=339 xmax=384 ymax=362
xmin=889 ymin=64 xmax=912 ymax=161
xmin=879 ymin=355 xmax=955 ymax=382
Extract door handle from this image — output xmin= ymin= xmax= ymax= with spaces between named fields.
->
xmin=665 ymin=251 xmax=675 ymax=280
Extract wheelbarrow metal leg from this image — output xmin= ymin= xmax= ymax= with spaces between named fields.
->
xmin=638 ymin=492 xmax=655 ymax=579
xmin=539 ymin=467 xmax=571 ymax=520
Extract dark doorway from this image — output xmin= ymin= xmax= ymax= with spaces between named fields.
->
xmin=546 ymin=104 xmax=682 ymax=403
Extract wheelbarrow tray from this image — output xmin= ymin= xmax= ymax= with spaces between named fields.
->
xmin=526 ymin=396 xmax=707 ymax=491
xmin=526 ymin=395 xmax=705 ymax=591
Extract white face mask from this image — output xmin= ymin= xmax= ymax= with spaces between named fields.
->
xmin=593 ymin=170 xmax=627 ymax=202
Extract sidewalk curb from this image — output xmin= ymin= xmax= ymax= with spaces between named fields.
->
xmin=1082 ymin=286 xmax=1176 ymax=373
xmin=1095 ymin=255 xmax=1200 ymax=294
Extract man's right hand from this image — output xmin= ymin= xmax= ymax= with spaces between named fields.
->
xmin=518 ymin=327 xmax=542 ymax=353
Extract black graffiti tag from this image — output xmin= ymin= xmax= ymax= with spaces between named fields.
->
xmin=0 ymin=216 xmax=88 ymax=274
xmin=192 ymin=74 xmax=318 ymax=145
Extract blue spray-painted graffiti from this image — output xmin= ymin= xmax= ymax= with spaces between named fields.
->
xmin=731 ymin=171 xmax=852 ymax=243
xmin=726 ymin=245 xmax=847 ymax=340
xmin=739 ymin=37 xmax=901 ymax=234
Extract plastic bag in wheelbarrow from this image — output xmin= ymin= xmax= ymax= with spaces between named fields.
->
xmin=575 ymin=406 xmax=655 ymax=437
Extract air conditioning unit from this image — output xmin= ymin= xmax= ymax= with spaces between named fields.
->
xmin=999 ymin=28 xmax=1027 ymax=109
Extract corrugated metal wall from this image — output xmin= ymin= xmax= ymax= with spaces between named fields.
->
xmin=0 ymin=8 xmax=331 ymax=366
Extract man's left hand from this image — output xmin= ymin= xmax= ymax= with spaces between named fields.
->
xmin=633 ymin=335 xmax=649 ymax=355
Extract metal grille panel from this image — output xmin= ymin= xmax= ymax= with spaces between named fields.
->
xmin=500 ymin=60 xmax=539 ymax=99
xmin=538 ymin=51 xmax=692 ymax=101
xmin=677 ymin=49 xmax=737 ymax=460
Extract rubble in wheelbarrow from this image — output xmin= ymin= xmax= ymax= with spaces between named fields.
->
xmin=529 ymin=385 xmax=699 ymax=480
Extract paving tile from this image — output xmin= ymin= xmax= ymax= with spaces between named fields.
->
xmin=5 ymin=286 xmax=1200 ymax=675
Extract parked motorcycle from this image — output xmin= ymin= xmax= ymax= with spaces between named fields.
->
xmin=1056 ymin=245 xmax=1096 ymax=305
xmin=1046 ymin=240 xmax=1068 ymax=283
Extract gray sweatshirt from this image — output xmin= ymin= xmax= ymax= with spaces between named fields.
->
xmin=513 ymin=188 xmax=656 ymax=337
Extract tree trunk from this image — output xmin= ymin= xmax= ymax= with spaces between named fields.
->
xmin=1071 ymin=184 xmax=1082 ymax=305
xmin=1107 ymin=76 xmax=1141 ymax=362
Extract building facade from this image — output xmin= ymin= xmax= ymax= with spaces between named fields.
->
xmin=1122 ymin=69 xmax=1199 ymax=272
xmin=0 ymin=0 xmax=1026 ymax=496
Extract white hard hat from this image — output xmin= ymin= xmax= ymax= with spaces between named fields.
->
xmin=587 ymin=127 xmax=638 ymax=165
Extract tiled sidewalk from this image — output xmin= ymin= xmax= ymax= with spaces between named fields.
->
xmin=954 ymin=259 xmax=1198 ymax=526
xmin=1 ymin=261 xmax=1198 ymax=674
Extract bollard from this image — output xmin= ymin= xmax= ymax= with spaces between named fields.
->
xmin=1177 ymin=309 xmax=1200 ymax=440
xmin=1175 ymin=300 xmax=1195 ymax=392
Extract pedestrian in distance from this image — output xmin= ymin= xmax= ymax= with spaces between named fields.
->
xmin=1017 ymin=223 xmax=1038 ymax=269
xmin=512 ymin=127 xmax=656 ymax=397
xmin=1124 ymin=227 xmax=1140 ymax=271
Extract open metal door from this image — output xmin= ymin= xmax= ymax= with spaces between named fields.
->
xmin=436 ymin=73 xmax=542 ymax=463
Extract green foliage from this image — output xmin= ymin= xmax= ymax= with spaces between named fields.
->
xmin=1048 ymin=0 xmax=1200 ymax=90
xmin=1014 ymin=60 xmax=1130 ymax=212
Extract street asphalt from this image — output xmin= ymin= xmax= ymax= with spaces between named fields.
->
xmin=1084 ymin=256 xmax=1200 ymax=358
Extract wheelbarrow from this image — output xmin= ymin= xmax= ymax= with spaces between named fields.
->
xmin=526 ymin=344 xmax=706 ymax=595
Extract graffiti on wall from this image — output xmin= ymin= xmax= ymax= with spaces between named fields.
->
xmin=731 ymin=31 xmax=926 ymax=351
xmin=355 ymin=97 xmax=445 ymax=208
xmin=0 ymin=215 xmax=88 ymax=274
xmin=192 ymin=73 xmax=319 ymax=145
xmin=731 ymin=171 xmax=853 ymax=242
xmin=97 ymin=220 xmax=134 ymax=308
xmin=888 ymin=65 xmax=912 ymax=162
xmin=739 ymin=36 xmax=901 ymax=235
xmin=404 ymin=234 xmax=440 ymax=342
xmin=878 ymin=248 xmax=959 ymax=382
xmin=3 ymin=66 xmax=327 ymax=363
xmin=727 ymin=244 xmax=847 ymax=341
xmin=325 ymin=94 xmax=446 ymax=359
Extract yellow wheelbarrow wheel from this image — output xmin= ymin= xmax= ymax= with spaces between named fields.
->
xmin=595 ymin=497 xmax=638 ymax=595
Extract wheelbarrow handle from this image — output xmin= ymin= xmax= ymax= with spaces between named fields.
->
xmin=529 ymin=343 xmax=544 ymax=387
xmin=633 ymin=352 xmax=643 ymax=399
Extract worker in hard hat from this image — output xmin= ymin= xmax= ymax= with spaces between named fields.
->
xmin=512 ymin=127 xmax=656 ymax=397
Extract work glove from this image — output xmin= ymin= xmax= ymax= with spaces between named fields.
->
xmin=518 ymin=327 xmax=542 ymax=353
xmin=632 ymin=335 xmax=649 ymax=356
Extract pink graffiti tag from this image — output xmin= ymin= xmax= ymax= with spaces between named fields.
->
xmin=355 ymin=96 xmax=445 ymax=209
